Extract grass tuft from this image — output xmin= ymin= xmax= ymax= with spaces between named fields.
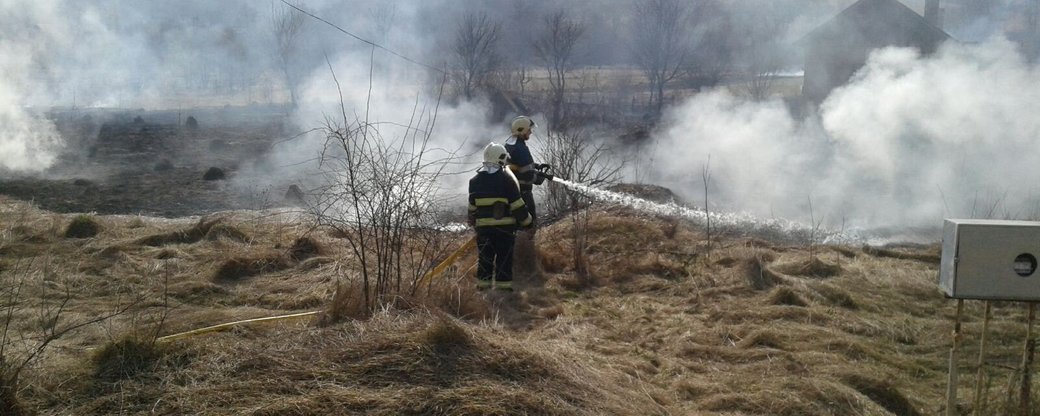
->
xmin=92 ymin=337 xmax=166 ymax=382
xmin=775 ymin=257 xmax=842 ymax=278
xmin=420 ymin=316 xmax=472 ymax=354
xmin=319 ymin=279 xmax=370 ymax=325
xmin=736 ymin=330 xmax=785 ymax=349
xmin=742 ymin=256 xmax=781 ymax=290
xmin=812 ymin=283 xmax=859 ymax=309
xmin=213 ymin=255 xmax=291 ymax=282
xmin=841 ymin=374 xmax=922 ymax=416
xmin=137 ymin=217 xmax=222 ymax=246
xmin=767 ymin=287 xmax=808 ymax=307
xmin=65 ymin=214 xmax=101 ymax=238
xmin=204 ymin=223 xmax=248 ymax=242
xmin=288 ymin=236 xmax=323 ymax=261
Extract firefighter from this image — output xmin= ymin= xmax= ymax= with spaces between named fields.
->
xmin=468 ymin=143 xmax=533 ymax=291
xmin=504 ymin=115 xmax=548 ymax=228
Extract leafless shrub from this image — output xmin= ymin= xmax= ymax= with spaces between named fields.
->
xmin=538 ymin=129 xmax=622 ymax=286
xmin=539 ymin=129 xmax=622 ymax=219
xmin=309 ymin=59 xmax=454 ymax=316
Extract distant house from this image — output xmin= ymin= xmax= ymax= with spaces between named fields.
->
xmin=802 ymin=0 xmax=952 ymax=103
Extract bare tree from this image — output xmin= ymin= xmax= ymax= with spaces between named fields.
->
xmin=452 ymin=13 xmax=502 ymax=100
xmin=533 ymin=10 xmax=586 ymax=130
xmin=739 ymin=5 xmax=785 ymax=100
xmin=632 ymin=0 xmax=691 ymax=116
xmin=686 ymin=0 xmax=736 ymax=89
xmin=271 ymin=2 xmax=306 ymax=108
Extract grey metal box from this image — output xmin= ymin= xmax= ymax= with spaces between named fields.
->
xmin=940 ymin=219 xmax=1040 ymax=301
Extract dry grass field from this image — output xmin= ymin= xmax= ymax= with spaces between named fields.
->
xmin=1 ymin=195 xmax=1037 ymax=415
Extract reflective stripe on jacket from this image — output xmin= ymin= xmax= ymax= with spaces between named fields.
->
xmin=468 ymin=170 xmax=532 ymax=228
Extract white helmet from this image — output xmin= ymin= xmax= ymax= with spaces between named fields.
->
xmin=483 ymin=142 xmax=510 ymax=165
xmin=511 ymin=116 xmax=535 ymax=135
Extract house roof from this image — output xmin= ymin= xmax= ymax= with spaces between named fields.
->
xmin=801 ymin=0 xmax=952 ymax=47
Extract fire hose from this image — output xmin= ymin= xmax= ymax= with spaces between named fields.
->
xmin=157 ymin=310 xmax=319 ymax=342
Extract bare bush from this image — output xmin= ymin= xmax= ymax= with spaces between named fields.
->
xmin=538 ymin=129 xmax=622 ymax=285
xmin=309 ymin=63 xmax=454 ymax=314
xmin=539 ymin=129 xmax=623 ymax=219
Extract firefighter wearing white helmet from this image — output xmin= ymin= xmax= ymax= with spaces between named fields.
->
xmin=468 ymin=142 xmax=533 ymax=291
xmin=504 ymin=116 xmax=549 ymax=228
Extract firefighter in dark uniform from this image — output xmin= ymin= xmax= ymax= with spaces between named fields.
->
xmin=504 ymin=115 xmax=545 ymax=228
xmin=468 ymin=143 xmax=533 ymax=291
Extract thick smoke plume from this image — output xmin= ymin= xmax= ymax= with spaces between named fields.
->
xmin=1 ymin=1 xmax=64 ymax=171
xmin=649 ymin=37 xmax=1040 ymax=230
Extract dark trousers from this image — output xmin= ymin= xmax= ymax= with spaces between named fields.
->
xmin=520 ymin=190 xmax=536 ymax=226
xmin=477 ymin=228 xmax=516 ymax=282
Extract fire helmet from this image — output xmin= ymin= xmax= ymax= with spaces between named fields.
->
xmin=483 ymin=142 xmax=510 ymax=165
xmin=510 ymin=116 xmax=535 ymax=135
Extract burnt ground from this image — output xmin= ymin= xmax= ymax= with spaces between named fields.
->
xmin=0 ymin=105 xmax=300 ymax=217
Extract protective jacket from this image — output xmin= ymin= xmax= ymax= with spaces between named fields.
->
xmin=468 ymin=169 xmax=533 ymax=229
xmin=505 ymin=136 xmax=536 ymax=192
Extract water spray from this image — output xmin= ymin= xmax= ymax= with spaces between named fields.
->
xmin=547 ymin=176 xmax=886 ymax=245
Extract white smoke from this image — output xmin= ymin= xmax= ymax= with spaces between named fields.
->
xmin=0 ymin=1 xmax=65 ymax=172
xmin=243 ymin=17 xmax=505 ymax=204
xmin=648 ymin=37 xmax=1040 ymax=230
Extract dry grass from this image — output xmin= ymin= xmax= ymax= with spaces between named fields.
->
xmin=2 ymin=197 xmax=1039 ymax=415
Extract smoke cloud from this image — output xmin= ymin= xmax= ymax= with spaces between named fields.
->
xmin=648 ymin=36 xmax=1040 ymax=230
xmin=0 ymin=1 xmax=65 ymax=172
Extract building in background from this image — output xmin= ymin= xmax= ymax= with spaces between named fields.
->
xmin=801 ymin=0 xmax=951 ymax=104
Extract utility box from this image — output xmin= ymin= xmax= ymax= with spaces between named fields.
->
xmin=940 ymin=219 xmax=1040 ymax=301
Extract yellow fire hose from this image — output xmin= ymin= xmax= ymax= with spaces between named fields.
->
xmin=417 ymin=235 xmax=477 ymax=288
xmin=157 ymin=236 xmax=476 ymax=342
xmin=157 ymin=310 xmax=320 ymax=342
